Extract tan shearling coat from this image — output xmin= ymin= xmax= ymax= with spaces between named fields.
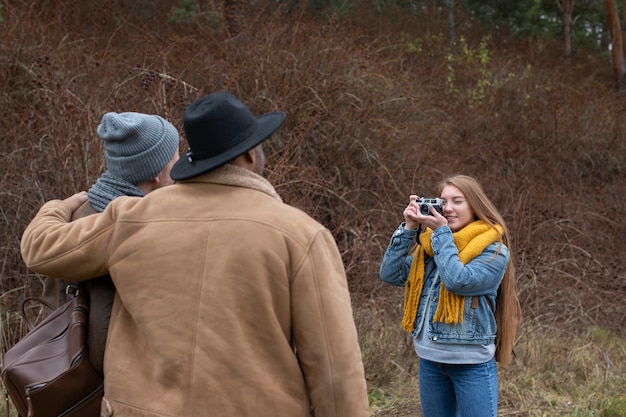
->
xmin=21 ymin=165 xmax=369 ymax=417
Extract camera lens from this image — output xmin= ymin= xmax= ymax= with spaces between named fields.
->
xmin=419 ymin=205 xmax=430 ymax=215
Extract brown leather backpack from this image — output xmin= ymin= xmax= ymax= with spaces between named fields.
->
xmin=1 ymin=287 xmax=103 ymax=417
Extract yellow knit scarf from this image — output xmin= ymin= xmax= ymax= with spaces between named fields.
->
xmin=401 ymin=220 xmax=503 ymax=332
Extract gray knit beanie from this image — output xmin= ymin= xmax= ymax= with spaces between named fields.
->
xmin=97 ymin=112 xmax=180 ymax=184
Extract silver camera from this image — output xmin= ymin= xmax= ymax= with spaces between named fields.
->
xmin=416 ymin=197 xmax=443 ymax=216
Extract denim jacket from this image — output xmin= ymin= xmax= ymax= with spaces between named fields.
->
xmin=379 ymin=224 xmax=509 ymax=345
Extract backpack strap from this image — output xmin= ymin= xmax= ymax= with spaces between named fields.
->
xmin=20 ymin=284 xmax=82 ymax=331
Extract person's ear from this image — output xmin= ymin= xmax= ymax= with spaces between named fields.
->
xmin=244 ymin=148 xmax=256 ymax=164
xmin=228 ymin=148 xmax=256 ymax=171
xmin=136 ymin=177 xmax=159 ymax=194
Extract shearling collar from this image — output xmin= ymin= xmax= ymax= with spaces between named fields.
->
xmin=180 ymin=164 xmax=283 ymax=202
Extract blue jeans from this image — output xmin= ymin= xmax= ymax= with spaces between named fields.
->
xmin=418 ymin=357 xmax=498 ymax=417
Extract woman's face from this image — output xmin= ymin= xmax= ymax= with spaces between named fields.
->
xmin=440 ymin=184 xmax=475 ymax=232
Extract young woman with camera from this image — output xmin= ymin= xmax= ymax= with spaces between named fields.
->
xmin=379 ymin=174 xmax=521 ymax=417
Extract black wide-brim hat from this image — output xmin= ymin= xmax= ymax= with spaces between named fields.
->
xmin=171 ymin=90 xmax=285 ymax=181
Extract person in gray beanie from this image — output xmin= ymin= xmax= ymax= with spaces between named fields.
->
xmin=88 ymin=111 xmax=180 ymax=211
xmin=42 ymin=111 xmax=180 ymax=385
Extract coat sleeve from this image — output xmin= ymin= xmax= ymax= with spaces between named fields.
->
xmin=20 ymin=200 xmax=113 ymax=280
xmin=379 ymin=224 xmax=417 ymax=286
xmin=290 ymin=229 xmax=370 ymax=417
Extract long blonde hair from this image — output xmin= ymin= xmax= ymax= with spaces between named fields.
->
xmin=438 ymin=175 xmax=522 ymax=366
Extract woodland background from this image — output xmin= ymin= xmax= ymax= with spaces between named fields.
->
xmin=0 ymin=0 xmax=625 ymax=416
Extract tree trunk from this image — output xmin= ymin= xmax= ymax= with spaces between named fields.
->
xmin=605 ymin=0 xmax=626 ymax=92
xmin=622 ymin=0 xmax=626 ymax=59
xmin=562 ymin=0 xmax=575 ymax=58
xmin=447 ymin=0 xmax=456 ymax=45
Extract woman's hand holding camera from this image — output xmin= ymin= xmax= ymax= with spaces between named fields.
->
xmin=403 ymin=194 xmax=448 ymax=231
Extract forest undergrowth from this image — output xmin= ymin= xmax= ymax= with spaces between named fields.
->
xmin=0 ymin=1 xmax=625 ymax=415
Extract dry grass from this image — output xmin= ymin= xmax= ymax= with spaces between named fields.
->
xmin=1 ymin=1 xmax=625 ymax=415
xmin=357 ymin=306 xmax=626 ymax=416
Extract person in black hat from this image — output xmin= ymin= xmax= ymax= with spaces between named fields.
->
xmin=20 ymin=90 xmax=370 ymax=417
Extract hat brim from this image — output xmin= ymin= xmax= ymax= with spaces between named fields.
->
xmin=170 ymin=111 xmax=285 ymax=181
